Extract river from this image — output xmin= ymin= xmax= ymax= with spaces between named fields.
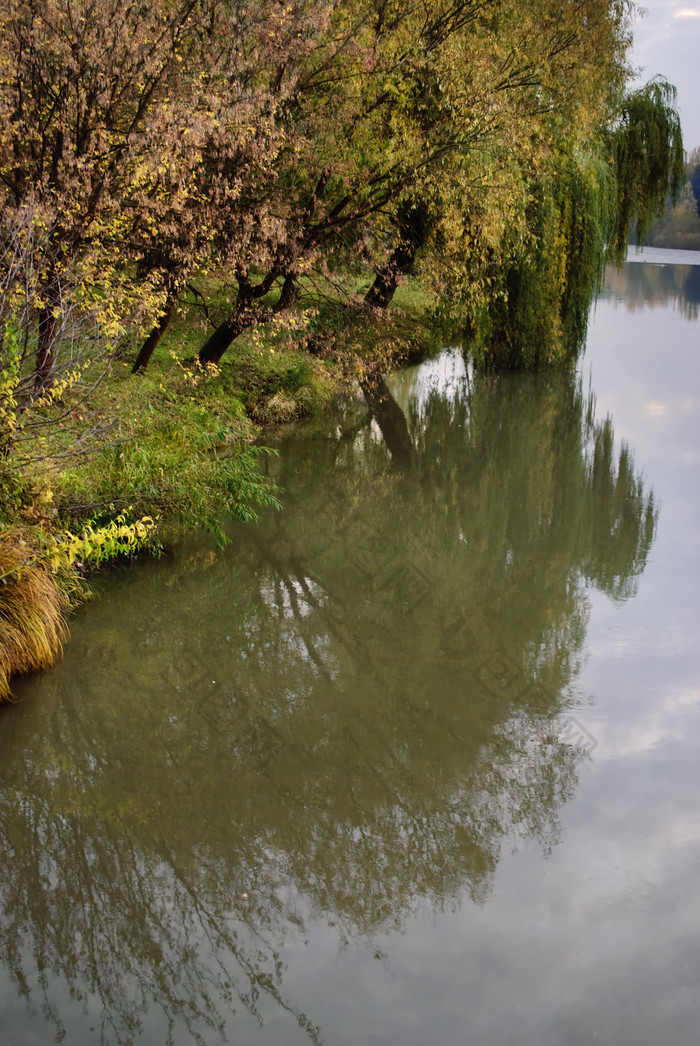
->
xmin=1 ymin=248 xmax=699 ymax=1045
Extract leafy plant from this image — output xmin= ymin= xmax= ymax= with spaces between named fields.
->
xmin=44 ymin=513 xmax=158 ymax=572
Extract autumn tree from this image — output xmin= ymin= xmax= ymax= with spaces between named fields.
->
xmin=194 ymin=0 xmax=512 ymax=367
xmin=130 ymin=0 xmax=336 ymax=372
xmin=0 ymin=0 xmax=215 ymax=390
xmin=192 ymin=0 xmax=663 ymax=374
xmin=1 ymin=0 xmax=685 ymax=384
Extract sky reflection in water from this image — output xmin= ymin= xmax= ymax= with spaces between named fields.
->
xmin=1 ymin=257 xmax=699 ymax=1045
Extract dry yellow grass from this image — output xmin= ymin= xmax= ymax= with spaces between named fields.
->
xmin=0 ymin=529 xmax=68 ymax=701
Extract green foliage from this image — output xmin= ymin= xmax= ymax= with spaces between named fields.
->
xmin=463 ymin=148 xmax=616 ymax=369
xmin=609 ymin=78 xmax=685 ymax=262
xmin=0 ymin=327 xmax=19 ymax=451
xmin=45 ymin=513 xmax=158 ymax=572
xmin=1 ymin=319 xmax=92 ymax=519
xmin=239 ymin=340 xmax=334 ymax=422
xmin=0 ymin=325 xmax=21 ymax=516
xmin=463 ymin=78 xmax=685 ymax=370
xmin=53 ymin=379 xmax=282 ymax=547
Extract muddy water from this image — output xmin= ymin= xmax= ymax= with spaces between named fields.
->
xmin=1 ymin=251 xmax=699 ymax=1045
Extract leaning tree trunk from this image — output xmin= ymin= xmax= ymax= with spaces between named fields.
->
xmin=198 ymin=278 xmax=256 ymax=365
xmin=276 ymin=273 xmax=300 ymax=311
xmin=196 ymin=174 xmax=330 ymax=367
xmin=364 ymin=240 xmax=419 ymax=309
xmin=198 ymin=310 xmax=256 ymax=365
xmin=132 ymin=292 xmax=179 ymax=373
xmin=197 ymin=271 xmax=295 ymax=366
xmin=365 ymin=200 xmax=433 ymax=310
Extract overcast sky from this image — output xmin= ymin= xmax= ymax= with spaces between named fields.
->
xmin=629 ymin=1 xmax=700 ymax=153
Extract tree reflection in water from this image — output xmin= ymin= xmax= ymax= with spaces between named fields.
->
xmin=0 ymin=357 xmax=657 ymax=1044
xmin=603 ymin=258 xmax=700 ymax=316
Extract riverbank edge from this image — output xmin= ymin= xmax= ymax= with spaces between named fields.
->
xmin=1 ymin=284 xmax=442 ymax=702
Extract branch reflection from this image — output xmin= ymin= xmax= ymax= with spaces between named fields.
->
xmin=0 ymin=356 xmax=657 ymax=1043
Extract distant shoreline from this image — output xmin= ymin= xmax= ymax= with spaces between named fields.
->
xmin=626 ymin=245 xmax=700 ymax=265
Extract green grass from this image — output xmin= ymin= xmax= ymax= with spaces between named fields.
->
xmin=1 ymin=269 xmax=443 ymax=696
xmin=11 ymin=270 xmax=440 ymax=548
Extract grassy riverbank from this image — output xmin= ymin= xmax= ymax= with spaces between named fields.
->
xmin=1 ymin=280 xmax=438 ymax=699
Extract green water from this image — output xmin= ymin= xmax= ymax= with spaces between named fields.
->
xmin=1 ymin=251 xmax=700 ymax=1045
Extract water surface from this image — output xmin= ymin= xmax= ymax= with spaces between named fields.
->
xmin=1 ymin=257 xmax=699 ymax=1045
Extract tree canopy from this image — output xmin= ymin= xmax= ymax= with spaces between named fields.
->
xmin=0 ymin=0 xmax=685 ymax=389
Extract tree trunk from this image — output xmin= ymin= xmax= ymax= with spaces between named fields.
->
xmin=195 ymin=176 xmax=329 ymax=367
xmin=34 ymin=304 xmax=58 ymax=394
xmin=198 ymin=311 xmax=256 ymax=365
xmin=197 ymin=272 xmax=296 ymax=366
xmin=365 ymin=200 xmax=432 ymax=310
xmin=131 ymin=293 xmax=179 ymax=373
xmin=276 ymin=273 xmax=300 ymax=311
xmin=364 ymin=241 xmax=418 ymax=309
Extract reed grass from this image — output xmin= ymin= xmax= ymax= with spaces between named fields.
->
xmin=0 ymin=529 xmax=67 ymax=701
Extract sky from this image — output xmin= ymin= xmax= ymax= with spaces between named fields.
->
xmin=629 ymin=1 xmax=700 ymax=153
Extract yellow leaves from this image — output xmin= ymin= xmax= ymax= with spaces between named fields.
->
xmin=167 ymin=349 xmax=221 ymax=387
xmin=0 ymin=0 xmax=642 ymax=394
xmin=47 ymin=513 xmax=158 ymax=572
xmin=33 ymin=367 xmax=84 ymax=409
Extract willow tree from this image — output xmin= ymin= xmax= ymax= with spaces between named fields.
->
xmin=461 ymin=147 xmax=618 ymax=368
xmin=462 ymin=78 xmax=684 ymax=368
xmin=608 ymin=77 xmax=686 ymax=261
xmin=339 ymin=4 xmax=683 ymax=371
xmin=351 ymin=0 xmax=624 ymax=299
